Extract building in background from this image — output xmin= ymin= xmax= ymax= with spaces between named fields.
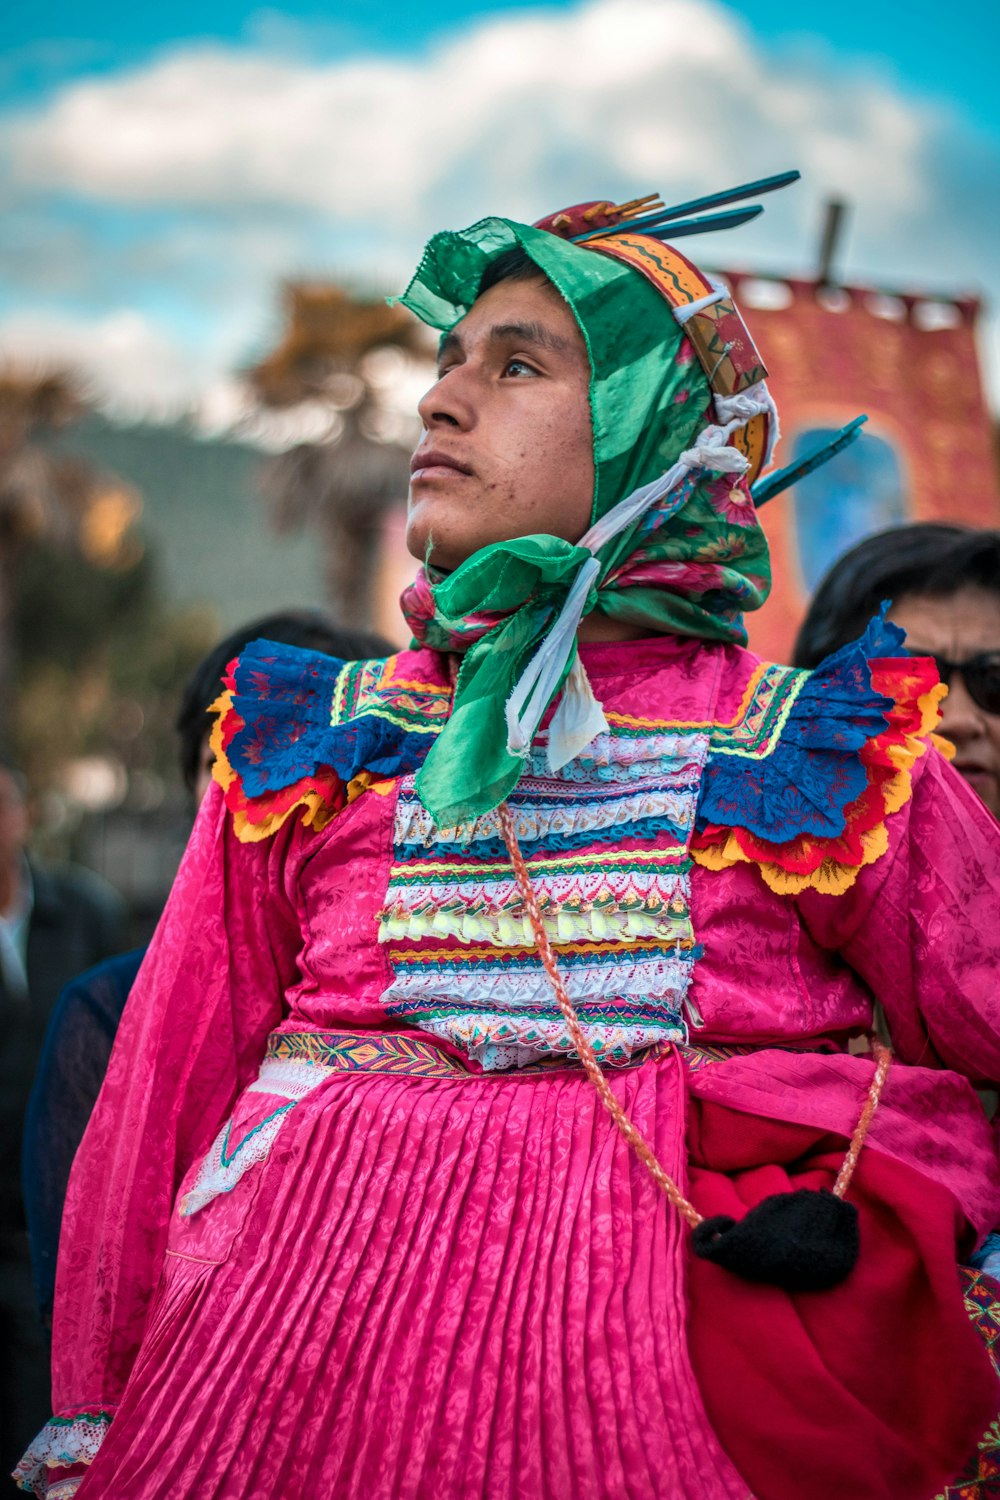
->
xmin=726 ymin=204 xmax=1000 ymax=660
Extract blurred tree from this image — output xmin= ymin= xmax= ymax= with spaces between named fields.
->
xmin=0 ymin=364 xmax=213 ymax=847
xmin=247 ymin=282 xmax=427 ymax=624
xmin=0 ymin=367 xmax=145 ymax=739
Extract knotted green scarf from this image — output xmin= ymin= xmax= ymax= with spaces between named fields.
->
xmin=397 ymin=217 xmax=771 ymax=828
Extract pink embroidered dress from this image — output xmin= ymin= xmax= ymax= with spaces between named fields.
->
xmin=18 ymin=624 xmax=1000 ymax=1500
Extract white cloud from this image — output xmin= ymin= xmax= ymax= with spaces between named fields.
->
xmin=0 ymin=0 xmax=945 ymax=226
xmin=1 ymin=0 xmax=997 ymax=409
xmin=0 ymin=308 xmax=212 ymax=420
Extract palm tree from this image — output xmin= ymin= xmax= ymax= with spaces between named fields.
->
xmin=247 ymin=282 xmax=429 ymax=624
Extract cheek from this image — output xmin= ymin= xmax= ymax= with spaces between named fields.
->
xmin=552 ymin=412 xmax=596 ymax=535
xmin=513 ymin=406 xmax=595 ymax=538
xmin=984 ymin=717 xmax=1000 ymax=771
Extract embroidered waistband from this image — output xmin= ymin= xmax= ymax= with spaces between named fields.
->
xmin=264 ymin=1027 xmax=652 ymax=1078
xmin=264 ymin=1029 xmax=838 ymax=1081
xmin=266 ymin=1028 xmax=498 ymax=1078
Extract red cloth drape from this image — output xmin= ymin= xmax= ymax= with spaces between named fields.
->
xmin=687 ymin=1100 xmax=998 ymax=1500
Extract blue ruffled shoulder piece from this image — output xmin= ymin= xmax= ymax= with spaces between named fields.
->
xmin=696 ymin=610 xmax=903 ymax=843
xmin=214 ymin=639 xmax=453 ymax=839
xmin=691 ymin=607 xmax=944 ymax=894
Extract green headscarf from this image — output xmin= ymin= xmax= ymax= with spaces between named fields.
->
xmin=397 ymin=217 xmax=772 ymax=828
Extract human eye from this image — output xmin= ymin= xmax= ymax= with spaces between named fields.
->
xmin=502 ymin=356 xmax=539 ymax=378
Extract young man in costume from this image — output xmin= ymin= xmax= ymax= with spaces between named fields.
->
xmin=17 ymin=181 xmax=1000 ymax=1500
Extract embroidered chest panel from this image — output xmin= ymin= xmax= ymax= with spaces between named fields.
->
xmin=377 ymin=722 xmax=712 ymax=1070
xmin=708 ymin=659 xmax=807 ymax=759
xmin=331 ymin=655 xmax=453 ymax=736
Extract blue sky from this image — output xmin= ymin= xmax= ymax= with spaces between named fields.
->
xmin=7 ymin=0 xmax=997 ymax=134
xmin=2 ymin=0 xmax=999 ymax=419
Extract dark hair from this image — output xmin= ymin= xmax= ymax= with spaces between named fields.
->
xmin=477 ymin=246 xmax=551 ymax=299
xmin=793 ymin=523 xmax=1000 ymax=668
xmin=175 ymin=610 xmax=396 ymax=791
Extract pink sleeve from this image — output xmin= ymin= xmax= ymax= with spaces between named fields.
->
xmin=28 ymin=784 xmax=302 ymax=1489
xmin=797 ymin=750 xmax=1000 ymax=1081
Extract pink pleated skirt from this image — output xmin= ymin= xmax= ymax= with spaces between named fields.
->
xmin=75 ymin=1045 xmax=750 ymax=1500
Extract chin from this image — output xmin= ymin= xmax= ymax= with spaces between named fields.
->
xmin=404 ymin=509 xmax=434 ymax=566
xmin=406 ymin=517 xmax=471 ymax=573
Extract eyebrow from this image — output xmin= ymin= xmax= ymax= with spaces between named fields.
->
xmin=438 ymin=320 xmax=577 ymax=363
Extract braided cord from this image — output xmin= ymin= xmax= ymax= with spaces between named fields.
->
xmin=832 ymin=1041 xmax=892 ymax=1198
xmin=497 ymin=801 xmax=702 ymax=1227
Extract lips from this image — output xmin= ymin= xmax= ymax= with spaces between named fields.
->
xmin=954 ymin=761 xmax=996 ymax=782
xmin=410 ymin=448 xmax=473 ymax=478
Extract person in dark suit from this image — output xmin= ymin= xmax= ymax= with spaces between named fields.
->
xmin=0 ymin=755 xmax=127 ymax=1482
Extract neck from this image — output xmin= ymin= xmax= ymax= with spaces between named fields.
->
xmin=577 ymin=612 xmax=649 ymax=644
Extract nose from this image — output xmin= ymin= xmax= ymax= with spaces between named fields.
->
xmin=416 ymin=367 xmax=475 ymax=433
xmin=938 ymin=672 xmax=987 ymax=750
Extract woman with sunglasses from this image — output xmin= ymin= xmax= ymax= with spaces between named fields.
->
xmin=795 ymin=524 xmax=1000 ymax=817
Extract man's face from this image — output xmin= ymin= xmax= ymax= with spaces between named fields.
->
xmin=407 ymin=274 xmax=595 ymax=571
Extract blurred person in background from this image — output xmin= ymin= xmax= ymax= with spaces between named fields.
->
xmin=794 ymin=523 xmax=1000 ymax=818
xmin=22 ymin=611 xmax=395 ymax=1332
xmin=0 ymin=755 xmax=126 ymax=1482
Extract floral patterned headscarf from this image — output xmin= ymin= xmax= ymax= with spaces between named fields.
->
xmin=397 ymin=216 xmax=773 ymax=828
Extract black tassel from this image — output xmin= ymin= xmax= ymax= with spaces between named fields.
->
xmin=690 ymin=1188 xmax=859 ymax=1292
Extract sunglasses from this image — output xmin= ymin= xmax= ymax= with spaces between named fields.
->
xmin=907 ymin=649 xmax=1000 ymax=716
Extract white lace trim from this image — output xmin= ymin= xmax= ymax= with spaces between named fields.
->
xmin=382 ymin=948 xmax=695 ymax=1007
xmin=180 ymin=1055 xmax=334 ymax=1217
xmin=13 ymin=1409 xmax=113 ymax=1497
xmin=532 ymin=727 xmax=708 ymax=777
xmin=180 ymin=1105 xmax=294 ymax=1218
xmin=247 ymin=1056 xmax=335 ymax=1101
xmin=395 ymin=783 xmax=696 ymax=850
xmin=414 ymin=1009 xmax=686 ymax=1071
